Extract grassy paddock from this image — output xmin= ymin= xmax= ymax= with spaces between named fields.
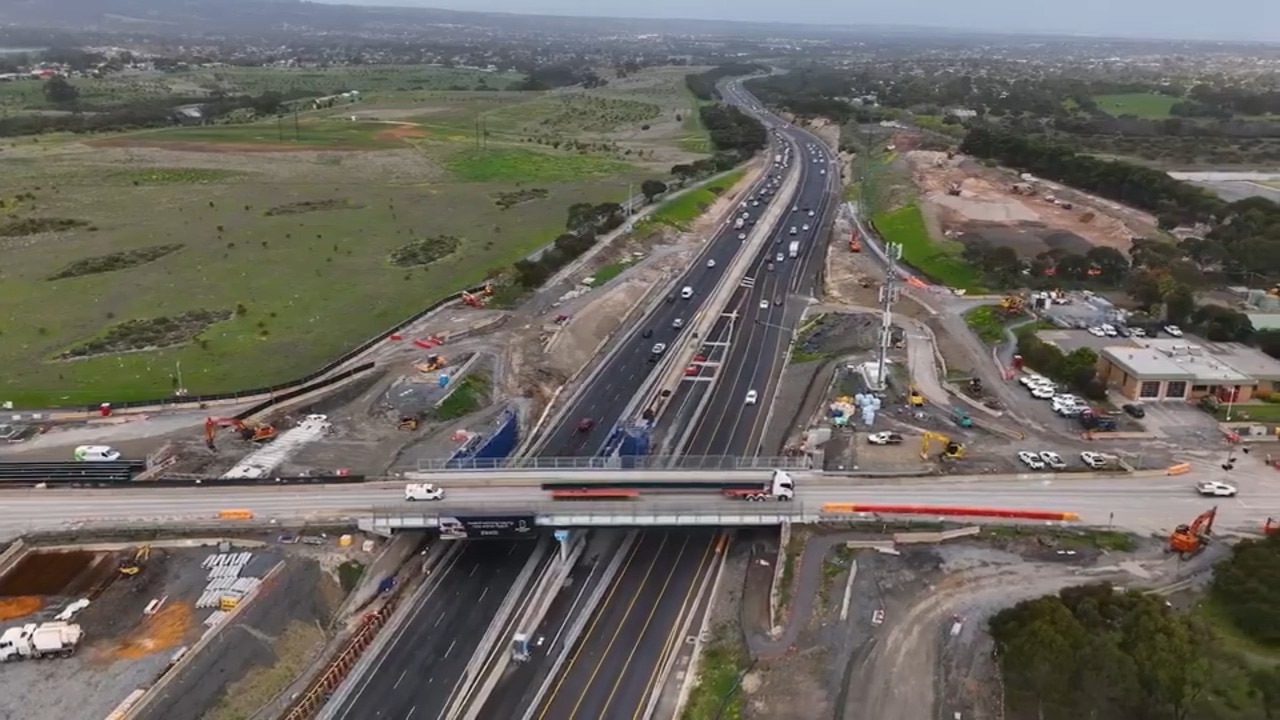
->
xmin=871 ymin=204 xmax=985 ymax=291
xmin=1092 ymin=93 xmax=1179 ymax=119
xmin=645 ymin=168 xmax=748 ymax=230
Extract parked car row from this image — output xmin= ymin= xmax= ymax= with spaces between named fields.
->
xmin=1017 ymin=450 xmax=1112 ymax=470
xmin=1085 ymin=322 xmax=1182 ymax=338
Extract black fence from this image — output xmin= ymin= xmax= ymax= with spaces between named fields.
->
xmin=51 ymin=283 xmax=491 ymax=414
xmin=0 ymin=461 xmax=144 ymax=485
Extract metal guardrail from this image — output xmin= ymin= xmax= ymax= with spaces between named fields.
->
xmin=414 ymin=455 xmax=811 ymax=471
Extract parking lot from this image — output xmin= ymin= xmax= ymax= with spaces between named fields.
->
xmin=1036 ymin=327 xmax=1139 ymax=355
xmin=1041 ymin=291 xmax=1125 ymax=329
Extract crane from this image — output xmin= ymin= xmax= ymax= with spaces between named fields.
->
xmin=1169 ymin=507 xmax=1217 ymax=558
xmin=204 ymin=416 xmax=277 ymax=450
xmin=920 ymin=431 xmax=964 ymax=460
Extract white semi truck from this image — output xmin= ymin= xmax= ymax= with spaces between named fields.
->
xmin=721 ymin=470 xmax=794 ymax=501
xmin=788 ymin=240 xmax=800 ymax=258
xmin=0 ymin=621 xmax=84 ymax=661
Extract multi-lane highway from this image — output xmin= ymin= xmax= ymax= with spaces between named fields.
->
xmin=332 ymin=540 xmax=539 ymax=720
xmin=532 ymin=530 xmax=721 ymax=720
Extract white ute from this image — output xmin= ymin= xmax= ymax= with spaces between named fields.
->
xmin=1196 ymin=480 xmax=1237 ymax=497
xmin=867 ymin=431 xmax=904 ymax=445
xmin=404 ymin=483 xmax=445 ymax=501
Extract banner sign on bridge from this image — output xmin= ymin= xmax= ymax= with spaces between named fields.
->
xmin=438 ymin=514 xmax=537 ymax=540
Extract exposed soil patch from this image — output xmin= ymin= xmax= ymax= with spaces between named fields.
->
xmin=263 ymin=198 xmax=362 ymax=216
xmin=0 ymin=595 xmax=43 ymax=621
xmin=0 ymin=550 xmax=117 ymax=597
xmin=372 ymin=123 xmax=428 ymax=142
xmin=0 ymin=216 xmax=90 ymax=237
xmin=955 ymin=220 xmax=1094 ymax=257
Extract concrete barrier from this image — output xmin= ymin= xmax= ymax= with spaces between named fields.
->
xmin=768 ymin=521 xmax=791 ymax=632
xmin=0 ymin=538 xmax=25 ymax=577
xmin=1166 ymin=463 xmax=1191 ymax=476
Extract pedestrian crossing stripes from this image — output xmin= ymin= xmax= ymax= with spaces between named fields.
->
xmin=740 ymin=276 xmax=756 ymax=288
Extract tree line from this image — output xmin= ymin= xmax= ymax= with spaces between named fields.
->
xmin=683 ymin=63 xmax=767 ymax=102
xmin=993 ymin=535 xmax=1280 ymax=720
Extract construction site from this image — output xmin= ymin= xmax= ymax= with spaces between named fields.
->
xmin=906 ymin=147 xmax=1158 ymax=257
xmin=0 ymin=533 xmax=361 ymax=720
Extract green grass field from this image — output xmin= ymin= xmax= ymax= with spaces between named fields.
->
xmin=963 ymin=305 xmax=1007 ymax=344
xmin=871 ymin=204 xmax=985 ymax=291
xmin=1092 ymin=93 xmax=1180 ymax=119
xmin=0 ymin=66 xmax=722 ymax=407
xmin=644 ymin=168 xmax=748 ymax=230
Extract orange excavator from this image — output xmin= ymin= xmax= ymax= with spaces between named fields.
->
xmin=1265 ymin=517 xmax=1277 ymax=536
xmin=1169 ymin=507 xmax=1217 ymax=558
xmin=204 ymin=416 xmax=277 ymax=450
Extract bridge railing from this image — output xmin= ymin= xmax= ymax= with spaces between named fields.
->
xmin=414 ymin=455 xmax=811 ymax=472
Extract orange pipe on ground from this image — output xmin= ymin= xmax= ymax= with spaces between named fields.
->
xmin=822 ymin=503 xmax=1078 ymax=522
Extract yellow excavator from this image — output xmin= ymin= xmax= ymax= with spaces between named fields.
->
xmin=119 ymin=545 xmax=151 ymax=577
xmin=921 ymin=431 xmax=964 ymax=460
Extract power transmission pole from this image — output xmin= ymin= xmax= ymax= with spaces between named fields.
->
xmin=874 ymin=242 xmax=903 ymax=391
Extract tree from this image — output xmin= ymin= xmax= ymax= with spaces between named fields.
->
xmin=640 ymin=179 xmax=667 ymax=203
xmin=1061 ymin=348 xmax=1099 ymax=387
xmin=1251 ymin=666 xmax=1280 ymax=720
xmin=42 ymin=76 xmax=79 ymax=105
xmin=1127 ymin=270 xmax=1166 ymax=311
xmin=1210 ymin=534 xmax=1280 ymax=645
xmin=1164 ymin=284 xmax=1196 ymax=325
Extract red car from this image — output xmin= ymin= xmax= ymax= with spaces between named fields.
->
xmin=577 ymin=418 xmax=594 ymax=432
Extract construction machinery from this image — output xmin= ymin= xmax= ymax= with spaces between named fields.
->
xmin=204 ymin=416 xmax=277 ymax=449
xmin=849 ymin=230 xmax=862 ymax=252
xmin=0 ymin=621 xmax=83 ymax=661
xmin=921 ymin=432 xmax=964 ymax=460
xmin=398 ymin=417 xmax=420 ymax=431
xmin=947 ymin=182 xmax=962 ymax=196
xmin=1265 ymin=517 xmax=1277 ymax=535
xmin=998 ymin=295 xmax=1024 ymax=315
xmin=908 ymin=387 xmax=924 ymax=407
xmin=1169 ymin=507 xmax=1217 ymax=558
xmin=118 ymin=545 xmax=151 ymax=577
xmin=415 ymin=355 xmax=446 ymax=373
xmin=461 ymin=291 xmax=486 ymax=308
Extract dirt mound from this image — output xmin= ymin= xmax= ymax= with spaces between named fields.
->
xmin=0 ymin=595 xmax=43 ymax=621
xmin=94 ymin=602 xmax=193 ymax=661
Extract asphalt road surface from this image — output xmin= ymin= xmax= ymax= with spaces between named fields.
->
xmin=531 ymin=530 xmax=721 ymax=720
xmin=668 ymin=131 xmax=837 ymax=457
xmin=332 ymin=540 xmax=536 ymax=720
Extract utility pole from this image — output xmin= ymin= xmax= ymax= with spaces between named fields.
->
xmin=875 ymin=242 xmax=903 ymax=391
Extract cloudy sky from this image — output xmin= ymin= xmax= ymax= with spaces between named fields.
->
xmin=326 ymin=0 xmax=1278 ymax=42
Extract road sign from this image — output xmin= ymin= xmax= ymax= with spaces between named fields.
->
xmin=439 ymin=514 xmax=536 ymax=540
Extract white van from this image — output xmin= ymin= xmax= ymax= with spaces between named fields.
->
xmin=404 ymin=483 xmax=445 ymax=501
xmin=73 ymin=445 xmax=121 ymax=462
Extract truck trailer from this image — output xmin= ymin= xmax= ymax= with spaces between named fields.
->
xmin=788 ymin=240 xmax=800 ymax=258
xmin=0 ymin=621 xmax=84 ymax=661
xmin=721 ymin=470 xmax=794 ymax=501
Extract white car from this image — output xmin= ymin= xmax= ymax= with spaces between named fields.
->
xmin=1018 ymin=451 xmax=1046 ymax=470
xmin=1087 ymin=326 xmax=1106 ymax=337
xmin=707 ymin=259 xmax=716 ymax=268
xmin=1165 ymin=325 xmax=1184 ymax=337
xmin=867 ymin=431 xmax=904 ymax=445
xmin=1196 ymin=480 xmax=1237 ymax=497
xmin=802 ymin=224 xmax=810 ymax=231
xmin=745 ymin=390 xmax=759 ymax=405
xmin=672 ymin=318 xmax=684 ymax=329
xmin=1039 ymin=451 xmax=1067 ymax=470
xmin=1019 ymin=374 xmax=1045 ymax=387
xmin=651 ymin=342 xmax=667 ymax=355
xmin=1130 ymin=327 xmax=1147 ymax=337
xmin=776 ymin=253 xmax=784 ymax=262
xmin=759 ymin=299 xmax=770 ymax=309
xmin=1080 ymin=451 xmax=1107 ymax=469
xmin=405 ymin=483 xmax=445 ymax=501
xmin=1031 ymin=386 xmax=1056 ymax=400
xmin=808 ymin=210 xmax=816 ymax=217
xmin=680 ymin=286 xmax=694 ymax=299
xmin=738 ymin=233 xmax=747 ymax=240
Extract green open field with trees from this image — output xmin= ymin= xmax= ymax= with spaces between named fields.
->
xmin=1091 ymin=92 xmax=1179 ymax=118
xmin=0 ymin=64 xmax=746 ymax=408
xmin=870 ymin=204 xmax=986 ymax=291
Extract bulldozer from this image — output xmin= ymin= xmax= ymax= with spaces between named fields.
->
xmin=921 ymin=431 xmax=964 ymax=460
xmin=998 ymin=295 xmax=1024 ymax=316
xmin=398 ymin=417 xmax=421 ymax=431
xmin=1169 ymin=507 xmax=1217 ymax=559
xmin=414 ymin=355 xmax=447 ymax=373
xmin=204 ymin=416 xmax=276 ymax=450
xmin=118 ymin=545 xmax=151 ymax=577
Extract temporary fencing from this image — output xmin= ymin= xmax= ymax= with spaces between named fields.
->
xmin=281 ymin=598 xmax=401 ymax=720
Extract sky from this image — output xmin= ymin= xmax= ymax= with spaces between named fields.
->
xmin=325 ymin=0 xmax=1279 ymax=43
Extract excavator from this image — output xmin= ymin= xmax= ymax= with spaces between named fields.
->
xmin=118 ymin=545 xmax=151 ymax=577
xmin=920 ymin=431 xmax=964 ymax=461
xmin=999 ymin=295 xmax=1024 ymax=316
xmin=1169 ymin=507 xmax=1217 ymax=558
xmin=1265 ymin=517 xmax=1277 ymax=536
xmin=204 ymin=416 xmax=277 ymax=450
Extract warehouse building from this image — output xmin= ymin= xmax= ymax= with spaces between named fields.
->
xmin=1096 ymin=338 xmax=1280 ymax=402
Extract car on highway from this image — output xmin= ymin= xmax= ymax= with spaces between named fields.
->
xmin=867 ymin=431 xmax=904 ymax=445
xmin=744 ymin=390 xmax=759 ymax=405
xmin=642 ymin=328 xmax=653 ymax=338
xmin=775 ymin=252 xmax=784 ymax=262
xmin=1196 ymin=480 xmax=1237 ymax=497
xmin=404 ymin=483 xmax=445 ymax=501
xmin=1080 ymin=451 xmax=1108 ymax=469
xmin=789 ymin=226 xmax=797 ymax=235
xmin=649 ymin=342 xmax=667 ymax=359
xmin=707 ymin=259 xmax=716 ymax=268
xmin=808 ymin=210 xmax=816 ymax=217
xmin=759 ymin=299 xmax=770 ymax=309
xmin=577 ymin=418 xmax=595 ymax=432
xmin=792 ymin=206 xmax=798 ymax=212
xmin=1122 ymin=403 xmax=1145 ymax=418
xmin=766 ymin=261 xmax=775 ymax=271
xmin=672 ymin=318 xmax=685 ymax=329
xmin=1039 ymin=451 xmax=1067 ymax=470
xmin=680 ymin=286 xmax=694 ymax=299
xmin=1017 ymin=451 xmax=1046 ymax=470
xmin=802 ymin=223 xmax=810 ymax=231
xmin=738 ymin=233 xmax=747 ymax=240
xmin=774 ymin=296 xmax=783 ymax=306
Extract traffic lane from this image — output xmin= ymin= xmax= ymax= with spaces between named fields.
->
xmin=336 ymin=541 xmax=532 ymax=719
xmin=576 ymin=532 xmax=717 ymax=719
xmin=532 ymin=531 xmax=717 ymax=720
xmin=601 ymin=532 xmax=719 ymax=719
xmin=731 ymin=298 xmax=808 ymax=456
xmin=690 ymin=263 xmax=790 ymax=455
xmin=654 ymin=312 xmax=735 ymax=444
xmin=478 ymin=544 xmax=612 ymax=719
xmin=541 ymin=172 xmax=792 ymax=455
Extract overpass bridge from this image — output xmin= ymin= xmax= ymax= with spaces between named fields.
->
xmin=413 ymin=454 xmax=811 ymax=472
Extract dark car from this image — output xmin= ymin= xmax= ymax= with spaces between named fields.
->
xmin=1122 ymin=403 xmax=1145 ymax=419
xmin=642 ymin=328 xmax=653 ymax=338
xmin=577 ymin=418 xmax=595 ymax=432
